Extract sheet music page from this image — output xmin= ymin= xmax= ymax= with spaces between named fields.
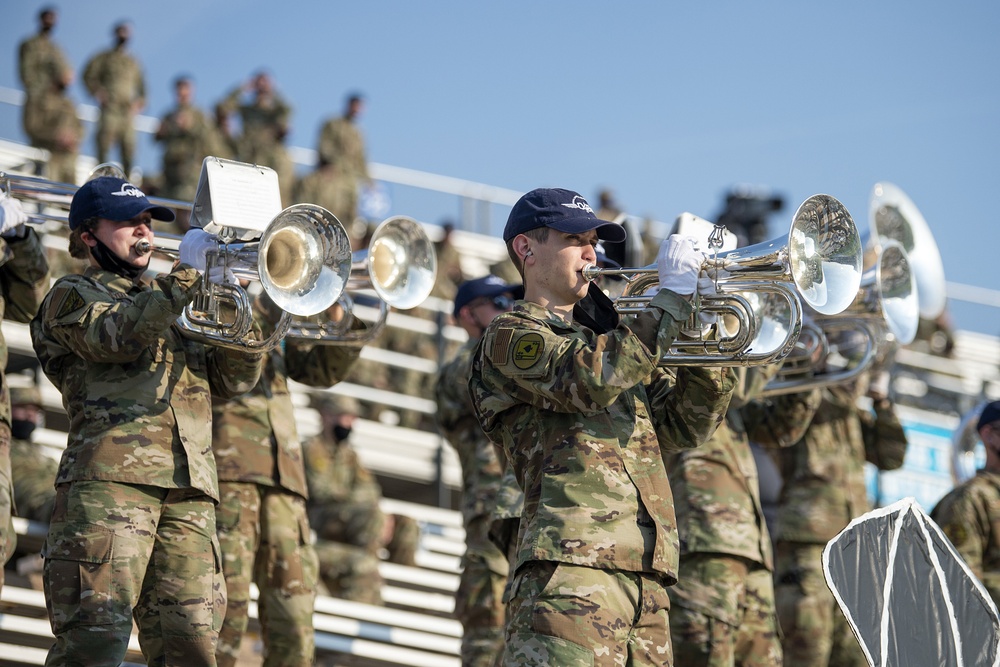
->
xmin=194 ymin=158 xmax=283 ymax=239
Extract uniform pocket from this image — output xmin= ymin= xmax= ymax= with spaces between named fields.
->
xmin=43 ymin=524 xmax=118 ymax=632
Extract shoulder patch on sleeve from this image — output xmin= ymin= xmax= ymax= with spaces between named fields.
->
xmin=54 ymin=288 xmax=87 ymax=320
xmin=512 ymin=332 xmax=544 ymax=370
xmin=489 ymin=327 xmax=515 ymax=365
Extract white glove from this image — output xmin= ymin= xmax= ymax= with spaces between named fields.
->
xmin=206 ymin=266 xmax=238 ymax=285
xmin=0 ymin=195 xmax=28 ymax=237
xmin=657 ymin=235 xmax=704 ymax=296
xmin=178 ymin=228 xmax=216 ymax=271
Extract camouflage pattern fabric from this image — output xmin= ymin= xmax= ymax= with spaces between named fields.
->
xmin=773 ymin=542 xmax=867 ymax=667
xmin=43 ymin=481 xmax=224 ymax=666
xmin=155 ymin=102 xmax=225 ymax=201
xmin=18 ymin=31 xmax=73 ymax=150
xmin=317 ymin=115 xmax=369 ymax=184
xmin=215 ymin=482 xmax=317 ymax=667
xmin=216 ymin=87 xmax=294 ymax=204
xmin=772 ymin=389 xmax=908 ymax=667
xmin=31 ymin=266 xmax=262 ymax=500
xmin=931 ymin=470 xmax=1000 ymax=606
xmin=23 ymin=90 xmax=82 ymax=185
xmin=211 ymin=301 xmax=362 ymax=665
xmin=503 ymin=561 xmax=672 ymax=666
xmin=670 ymin=558 xmax=780 ymax=667
xmin=292 ymin=165 xmax=358 ymax=226
xmin=0 ymin=229 xmax=50 ymax=589
xmin=313 ymin=539 xmax=383 ymax=605
xmin=488 ymin=463 xmax=524 ymax=566
xmin=10 ymin=434 xmax=57 ymax=523
xmin=665 ymin=365 xmax=821 ymax=666
xmin=82 ymin=46 xmax=145 ymax=173
xmin=436 ymin=338 xmax=509 ymax=665
xmin=470 ymin=290 xmax=736 ymax=580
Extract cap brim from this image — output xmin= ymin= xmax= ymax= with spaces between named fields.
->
xmin=454 ymin=283 xmax=520 ymax=316
xmin=144 ymin=204 xmax=176 ymax=222
xmin=548 ymin=218 xmax=626 ymax=243
xmin=109 ymin=200 xmax=176 ymax=223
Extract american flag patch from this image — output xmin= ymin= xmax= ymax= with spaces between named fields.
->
xmin=490 ymin=328 xmax=514 ymax=365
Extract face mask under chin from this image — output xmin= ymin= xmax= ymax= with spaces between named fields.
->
xmin=92 ymin=238 xmax=145 ymax=280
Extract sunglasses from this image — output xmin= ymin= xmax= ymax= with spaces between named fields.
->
xmin=473 ymin=294 xmax=515 ymax=310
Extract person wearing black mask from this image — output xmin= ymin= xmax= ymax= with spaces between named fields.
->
xmin=8 ymin=381 xmax=56 ymax=525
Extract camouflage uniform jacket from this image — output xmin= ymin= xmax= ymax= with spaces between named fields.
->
xmin=82 ymin=47 xmax=145 ymax=110
xmin=23 ymin=90 xmax=82 ymax=153
xmin=10 ymin=437 xmax=58 ymax=523
xmin=931 ymin=470 xmax=1000 ymax=606
xmin=18 ymin=32 xmax=71 ymax=97
xmin=0 ymin=230 xmax=51 ymax=427
xmin=667 ymin=365 xmax=821 ymax=571
xmin=470 ymin=290 xmax=736 ymax=581
xmin=155 ymin=102 xmax=220 ymax=200
xmin=211 ymin=311 xmax=362 ymax=499
xmin=217 ymin=87 xmax=291 ymax=162
xmin=302 ymin=432 xmax=384 ymax=538
xmin=436 ymin=337 xmax=508 ymax=572
xmin=774 ymin=387 xmax=908 ymax=544
xmin=317 ymin=116 xmax=368 ymax=182
xmin=29 ymin=266 xmax=262 ymax=501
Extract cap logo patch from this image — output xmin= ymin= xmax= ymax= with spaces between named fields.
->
xmin=111 ymin=183 xmax=146 ymax=198
xmin=561 ymin=196 xmax=594 ymax=215
xmin=512 ymin=332 xmax=544 ymax=369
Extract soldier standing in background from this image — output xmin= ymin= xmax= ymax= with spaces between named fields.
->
xmin=667 ymin=366 xmax=821 ymax=667
xmin=303 ymin=394 xmax=420 ymax=605
xmin=931 ymin=400 xmax=1000 ymax=606
xmin=209 ymin=294 xmax=367 ymax=667
xmin=772 ymin=376 xmax=908 ymax=667
xmin=0 ymin=193 xmax=50 ymax=597
xmin=155 ymin=75 xmax=224 ymax=230
xmin=29 ymin=176 xmax=261 ymax=664
xmin=216 ymin=71 xmax=294 ymax=204
xmin=318 ymin=93 xmax=369 ymax=195
xmin=82 ymin=21 xmax=146 ymax=178
xmin=435 ymin=275 xmax=519 ymax=666
xmin=293 ymin=156 xmax=358 ymax=229
xmin=18 ymin=6 xmax=77 ymax=181
xmin=8 ymin=380 xmax=57 ymax=526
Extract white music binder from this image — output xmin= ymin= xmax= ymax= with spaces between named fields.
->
xmin=190 ymin=157 xmax=283 ymax=241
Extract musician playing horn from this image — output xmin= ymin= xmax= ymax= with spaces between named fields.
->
xmin=469 ymin=187 xmax=736 ymax=666
xmin=29 ymin=176 xmax=264 ymax=666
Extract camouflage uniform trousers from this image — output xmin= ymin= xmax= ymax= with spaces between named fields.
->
xmin=0 ymin=422 xmax=13 ymax=594
xmin=504 ymin=560 xmax=673 ymax=667
xmin=43 ymin=480 xmax=224 ymax=667
xmin=95 ymin=104 xmax=136 ymax=174
xmin=456 ymin=549 xmax=507 ymax=667
xmin=774 ymin=541 xmax=866 ymax=667
xmin=215 ymin=482 xmax=317 ymax=667
xmin=669 ymin=554 xmax=781 ymax=667
xmin=313 ymin=539 xmax=383 ymax=605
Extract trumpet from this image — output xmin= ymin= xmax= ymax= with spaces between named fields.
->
xmin=582 ymin=194 xmax=864 ymax=366
xmin=284 ymin=216 xmax=438 ymax=346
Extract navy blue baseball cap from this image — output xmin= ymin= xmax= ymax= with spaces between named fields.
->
xmin=453 ymin=275 xmax=521 ymax=316
xmin=68 ymin=177 xmax=175 ymax=230
xmin=977 ymin=400 xmax=1000 ymax=433
xmin=503 ymin=188 xmax=627 ymax=243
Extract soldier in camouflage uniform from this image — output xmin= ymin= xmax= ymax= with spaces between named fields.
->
xmin=317 ymin=93 xmax=369 ymax=194
xmin=24 ymin=87 xmax=83 ymax=186
xmin=29 ymin=176 xmax=263 ymax=666
xmin=216 ymin=72 xmax=294 ymax=205
xmin=293 ymin=156 xmax=359 ymax=227
xmin=470 ymin=188 xmax=736 ymax=666
xmin=772 ymin=379 xmax=908 ymax=667
xmin=666 ymin=365 xmax=822 ymax=667
xmin=9 ymin=382 xmax=57 ymax=525
xmin=435 ymin=275 xmax=519 ymax=667
xmin=18 ymin=8 xmax=73 ymax=157
xmin=931 ymin=400 xmax=1000 ymax=606
xmin=0 ymin=194 xmax=51 ymax=595
xmin=155 ymin=75 xmax=225 ymax=232
xmin=211 ymin=297 xmax=366 ymax=667
xmin=82 ymin=22 xmax=146 ymax=177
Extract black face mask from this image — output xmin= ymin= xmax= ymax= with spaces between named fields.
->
xmin=91 ymin=237 xmax=144 ymax=280
xmin=11 ymin=419 xmax=36 ymax=441
xmin=333 ymin=425 xmax=352 ymax=443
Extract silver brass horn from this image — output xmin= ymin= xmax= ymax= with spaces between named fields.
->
xmin=582 ymin=194 xmax=863 ymax=366
xmin=869 ymin=182 xmax=946 ymax=319
xmin=138 ymin=203 xmax=353 ymax=351
xmin=284 ymin=215 xmax=438 ymax=345
xmin=760 ymin=240 xmax=918 ymax=396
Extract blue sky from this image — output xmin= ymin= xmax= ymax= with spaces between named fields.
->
xmin=1 ymin=1 xmax=998 ymax=336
